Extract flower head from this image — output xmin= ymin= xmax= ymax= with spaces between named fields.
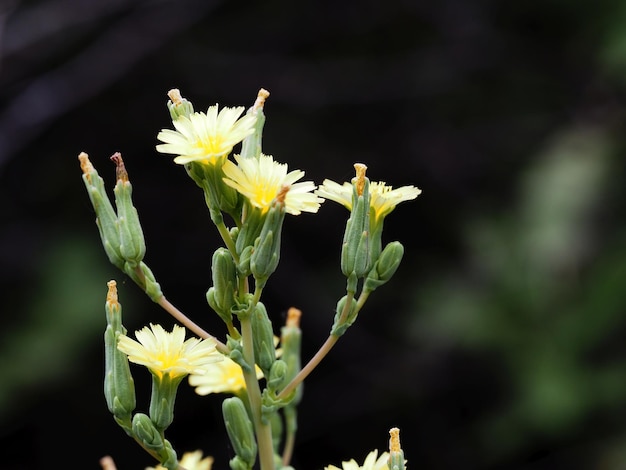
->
xmin=222 ymin=154 xmax=323 ymax=215
xmin=189 ymin=354 xmax=263 ymax=395
xmin=316 ymin=179 xmax=420 ymax=222
xmin=325 ymin=450 xmax=390 ymax=470
xmin=146 ymin=450 xmax=213 ymax=470
xmin=117 ymin=324 xmax=222 ymax=379
xmin=156 ymin=105 xmax=257 ymax=165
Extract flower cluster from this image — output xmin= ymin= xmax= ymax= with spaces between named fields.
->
xmin=83 ymin=88 xmax=416 ymax=470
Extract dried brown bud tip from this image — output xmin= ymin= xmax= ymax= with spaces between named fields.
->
xmin=253 ymin=88 xmax=270 ymax=112
xmin=354 ymin=163 xmax=367 ymax=196
xmin=110 ymin=152 xmax=129 ymax=182
xmin=286 ymin=307 xmax=302 ymax=328
xmin=106 ymin=280 xmax=118 ymax=307
xmin=167 ymin=88 xmax=183 ymax=106
xmin=389 ymin=427 xmax=401 ymax=453
xmin=78 ymin=152 xmax=94 ymax=176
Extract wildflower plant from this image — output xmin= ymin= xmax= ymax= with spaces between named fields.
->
xmin=79 ymin=88 xmax=419 ymax=470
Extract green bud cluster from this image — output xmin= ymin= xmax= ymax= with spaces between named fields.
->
xmin=79 ymin=153 xmax=163 ymax=300
xmin=363 ymin=241 xmax=405 ymax=293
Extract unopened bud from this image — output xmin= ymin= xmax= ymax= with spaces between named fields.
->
xmin=251 ymin=302 xmax=276 ymax=376
xmin=111 ymin=153 xmax=146 ymax=267
xmin=240 ymin=88 xmax=269 ymax=160
xmin=267 ymin=359 xmax=288 ymax=391
xmin=341 ymin=165 xmax=371 ymax=281
xmin=166 ymin=88 xmax=194 ymax=120
xmin=103 ymin=281 xmax=135 ymax=429
xmin=222 ymin=397 xmax=257 ymax=468
xmin=78 ymin=152 xmax=124 ymax=269
xmin=280 ymin=308 xmax=302 ymax=403
xmin=132 ymin=413 xmax=164 ymax=451
xmin=207 ymin=248 xmax=238 ymax=324
xmin=363 ymin=241 xmax=405 ymax=293
xmin=250 ymin=198 xmax=286 ymax=284
xmin=330 ymin=295 xmax=358 ymax=337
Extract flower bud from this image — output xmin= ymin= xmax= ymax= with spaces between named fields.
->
xmin=149 ymin=373 xmax=184 ymax=432
xmin=330 ymin=295 xmax=358 ymax=337
xmin=250 ymin=302 xmax=276 ymax=376
xmin=123 ymin=261 xmax=163 ymax=302
xmin=103 ymin=281 xmax=135 ymax=430
xmin=280 ymin=308 xmax=302 ymax=404
xmin=267 ymin=359 xmax=288 ymax=391
xmin=250 ymin=200 xmax=286 ymax=285
xmin=341 ymin=165 xmax=371 ymax=281
xmin=207 ymin=248 xmax=238 ymax=324
xmin=78 ymin=152 xmax=124 ymax=269
xmin=363 ymin=241 xmax=405 ymax=293
xmin=166 ymin=89 xmax=194 ymax=120
xmin=236 ymin=206 xmax=265 ymax=255
xmin=132 ymin=413 xmax=164 ymax=451
xmin=112 ymin=153 xmax=146 ymax=267
xmin=240 ymin=89 xmax=269 ymax=160
xmin=222 ymin=397 xmax=257 ymax=468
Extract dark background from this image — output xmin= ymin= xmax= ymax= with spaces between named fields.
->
xmin=2 ymin=0 xmax=626 ymax=469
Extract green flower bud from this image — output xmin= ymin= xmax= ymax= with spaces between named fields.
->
xmin=159 ymin=440 xmax=179 ymax=470
xmin=223 ymin=397 xmax=257 ymax=468
xmin=112 ymin=153 xmax=146 ymax=267
xmin=236 ymin=206 xmax=265 ymax=255
xmin=280 ymin=308 xmax=303 ymax=404
xmin=166 ymin=89 xmax=194 ymax=120
xmin=341 ymin=168 xmax=371 ymax=280
xmin=103 ymin=281 xmax=135 ymax=430
xmin=229 ymin=456 xmax=252 ymax=470
xmin=363 ymin=241 xmax=405 ymax=293
xmin=207 ymin=248 xmax=238 ymax=324
xmin=267 ymin=359 xmax=287 ymax=391
xmin=78 ymin=153 xmax=124 ymax=269
xmin=240 ymin=89 xmax=269 ymax=160
xmin=251 ymin=302 xmax=276 ymax=375
xmin=149 ymin=373 xmax=184 ymax=432
xmin=330 ymin=295 xmax=358 ymax=337
xmin=250 ymin=200 xmax=286 ymax=285
xmin=132 ymin=413 xmax=164 ymax=451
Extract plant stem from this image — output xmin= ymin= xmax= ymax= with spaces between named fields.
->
xmin=240 ymin=314 xmax=275 ymax=470
xmin=157 ymin=296 xmax=229 ymax=355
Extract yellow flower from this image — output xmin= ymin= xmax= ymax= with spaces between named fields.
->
xmin=156 ymin=105 xmax=257 ymax=165
xmin=222 ymin=153 xmax=324 ymax=215
xmin=188 ymin=354 xmax=263 ymax=395
xmin=146 ymin=450 xmax=213 ymax=470
xmin=316 ymin=180 xmax=420 ymax=222
xmin=325 ymin=450 xmax=390 ymax=470
xmin=117 ymin=324 xmax=222 ymax=379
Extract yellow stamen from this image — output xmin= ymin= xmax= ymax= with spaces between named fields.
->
xmin=106 ymin=280 xmax=118 ymax=309
xmin=253 ymin=88 xmax=270 ymax=112
xmin=78 ymin=152 xmax=94 ymax=178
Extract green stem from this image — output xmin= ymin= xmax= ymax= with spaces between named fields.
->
xmin=278 ymin=290 xmax=367 ymax=400
xmin=213 ymin=217 xmax=239 ymax=263
xmin=157 ymin=296 xmax=229 ymax=355
xmin=240 ymin=314 xmax=275 ymax=470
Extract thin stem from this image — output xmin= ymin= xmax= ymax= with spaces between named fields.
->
xmin=157 ymin=296 xmax=229 ymax=355
xmin=278 ymin=290 xmax=366 ymax=400
xmin=214 ymin=217 xmax=239 ymax=263
xmin=240 ymin=314 xmax=275 ymax=470
xmin=281 ymin=406 xmax=297 ymax=467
